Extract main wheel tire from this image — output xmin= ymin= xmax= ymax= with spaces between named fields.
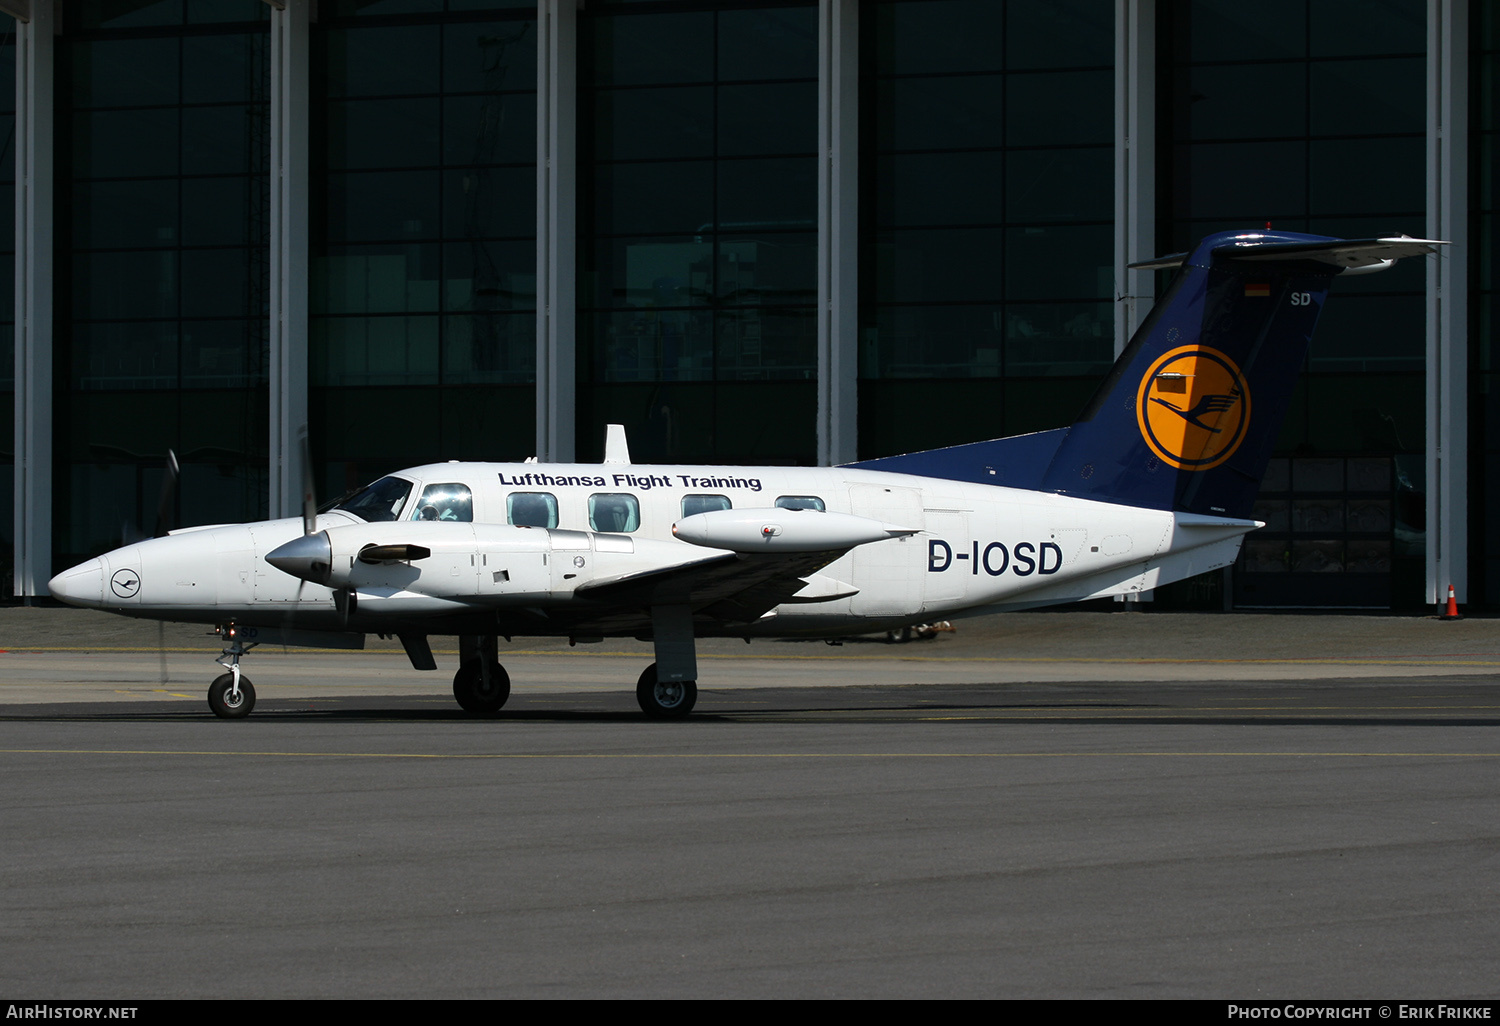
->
xmin=636 ymin=663 xmax=697 ymax=719
xmin=208 ymin=673 xmax=255 ymax=719
xmin=452 ymin=660 xmax=510 ymax=715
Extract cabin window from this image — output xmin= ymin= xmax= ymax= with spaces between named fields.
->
xmin=681 ymin=494 xmax=731 ymax=517
xmin=507 ymin=492 xmax=559 ymax=528
xmin=589 ymin=493 xmax=641 ymax=533
xmin=775 ymin=495 xmax=825 ymax=511
xmin=411 ymin=483 xmax=473 ymax=522
xmin=335 ymin=476 xmax=413 ymax=523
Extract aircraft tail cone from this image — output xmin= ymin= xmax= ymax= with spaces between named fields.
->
xmin=1440 ymin=584 xmax=1462 ymax=621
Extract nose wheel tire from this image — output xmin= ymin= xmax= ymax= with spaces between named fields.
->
xmin=208 ymin=673 xmax=255 ymax=719
xmin=453 ymin=661 xmax=510 ymax=715
xmin=636 ymin=664 xmax=697 ymax=719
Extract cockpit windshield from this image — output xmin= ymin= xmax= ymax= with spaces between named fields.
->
xmin=333 ymin=476 xmax=413 ymax=523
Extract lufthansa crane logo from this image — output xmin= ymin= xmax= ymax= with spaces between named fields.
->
xmin=110 ymin=568 xmax=141 ymax=599
xmin=1136 ymin=345 xmax=1251 ymax=471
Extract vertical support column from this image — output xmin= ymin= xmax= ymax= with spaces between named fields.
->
xmin=1114 ymin=0 xmax=1155 ymax=358
xmin=536 ymin=0 xmax=576 ymax=463
xmin=1426 ymin=0 xmax=1467 ymax=605
xmin=816 ymin=0 xmax=858 ymax=467
xmin=269 ymin=0 xmax=309 ymax=517
xmin=13 ymin=0 xmax=52 ymax=599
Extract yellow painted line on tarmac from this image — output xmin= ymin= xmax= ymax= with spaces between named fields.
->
xmin=0 ymin=748 xmax=1498 ymax=760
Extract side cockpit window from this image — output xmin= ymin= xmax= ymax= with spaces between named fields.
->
xmin=507 ymin=492 xmax=559 ymax=528
xmin=411 ymin=483 xmax=473 ymax=522
xmin=589 ymin=493 xmax=641 ymax=533
xmin=681 ymin=494 xmax=731 ymax=517
xmin=334 ymin=476 xmax=414 ymax=523
xmin=775 ymin=495 xmax=826 ymax=511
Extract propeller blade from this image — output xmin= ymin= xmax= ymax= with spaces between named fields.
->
xmin=299 ymin=427 xmax=316 ymax=537
xmin=152 ymin=449 xmax=180 ymax=538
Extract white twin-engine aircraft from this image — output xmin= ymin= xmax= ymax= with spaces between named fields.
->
xmin=49 ymin=231 xmax=1444 ymax=719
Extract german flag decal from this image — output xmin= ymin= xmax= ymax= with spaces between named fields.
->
xmin=1244 ymin=282 xmax=1270 ymax=298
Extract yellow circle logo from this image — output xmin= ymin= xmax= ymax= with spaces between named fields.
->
xmin=1136 ymin=345 xmax=1250 ymax=471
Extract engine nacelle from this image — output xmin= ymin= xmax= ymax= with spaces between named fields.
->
xmin=265 ymin=523 xmax=702 ymax=614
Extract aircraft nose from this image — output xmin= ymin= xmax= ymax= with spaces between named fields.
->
xmin=48 ymin=558 xmax=105 ymax=608
xmin=266 ymin=531 xmax=333 ymax=584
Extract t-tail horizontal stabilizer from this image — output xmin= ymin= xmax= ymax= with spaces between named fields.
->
xmin=849 ymin=230 xmax=1444 ymax=520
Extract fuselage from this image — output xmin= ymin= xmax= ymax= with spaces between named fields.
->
xmin=49 ymin=459 xmax=1258 ymax=640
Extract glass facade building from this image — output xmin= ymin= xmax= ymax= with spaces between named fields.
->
xmin=4 ymin=0 xmax=1489 ymax=612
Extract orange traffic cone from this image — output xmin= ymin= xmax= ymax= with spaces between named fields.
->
xmin=1440 ymin=584 xmax=1462 ymax=621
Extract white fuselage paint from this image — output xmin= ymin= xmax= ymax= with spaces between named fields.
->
xmin=49 ymin=461 xmax=1257 ymax=636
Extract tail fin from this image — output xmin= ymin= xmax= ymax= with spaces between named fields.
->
xmin=850 ymin=231 xmax=1443 ymax=519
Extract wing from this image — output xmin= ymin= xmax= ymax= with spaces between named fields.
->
xmin=569 ymin=548 xmax=851 ymax=633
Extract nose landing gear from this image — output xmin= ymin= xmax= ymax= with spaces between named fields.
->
xmin=209 ymin=626 xmax=257 ymax=719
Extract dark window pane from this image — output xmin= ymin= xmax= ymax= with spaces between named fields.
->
xmin=73 ymin=37 xmax=179 ymax=108
xmin=73 ymin=180 xmax=178 ymax=249
xmin=589 ymin=308 xmax=713 ymax=382
xmin=716 ymin=306 xmax=815 ymax=380
xmin=872 ymin=228 xmax=1005 ymax=305
xmin=717 ymin=234 xmax=816 ymax=304
xmin=183 ymin=33 xmax=268 ymax=105
xmin=593 ymin=161 xmax=713 ymax=236
xmin=594 ymin=86 xmax=713 ymax=162
xmin=1178 ymin=0 xmax=1308 ymax=62
xmin=182 ymin=319 xmax=261 ymax=388
xmin=591 ymin=12 xmax=713 ymax=86
xmin=328 ymin=97 xmax=441 ymax=170
xmin=444 ymin=20 xmax=536 ymax=95
xmin=74 ymin=251 xmax=177 ymax=320
xmin=718 ymin=7 xmax=816 ymax=82
xmin=182 ymin=248 xmax=253 ymax=318
xmin=323 ymin=25 xmax=440 ymax=98
xmin=1173 ymin=141 xmax=1308 ymax=221
xmin=1309 ymin=137 xmax=1423 ymax=215
xmin=874 ymin=0 xmax=1005 ymax=75
xmin=718 ymin=157 xmax=816 ymax=230
xmin=183 ymin=177 xmax=263 ymax=247
xmin=327 ymin=171 xmax=441 ymax=242
xmin=74 ymin=109 xmax=179 ymax=178
xmin=1309 ymin=0 xmax=1424 ymax=56
xmin=1006 ymin=0 xmax=1112 ymax=69
xmin=443 ymin=312 xmax=536 ymax=384
xmin=444 ymin=239 xmax=536 ymax=312
xmin=444 ymin=93 xmax=536 ymax=166
xmin=182 ymin=105 xmax=261 ymax=175
xmin=591 ymin=237 xmax=713 ymax=310
xmin=1006 ymin=148 xmax=1112 ymax=223
xmin=73 ymin=322 xmax=178 ymax=389
xmin=880 ymin=152 xmax=1006 ymax=227
xmin=878 ymin=75 xmax=1004 ymax=153
xmin=1178 ymin=63 xmax=1307 ymax=141
xmin=717 ymin=82 xmax=816 ymax=156
xmin=1005 ymin=70 xmax=1112 ymax=146
xmin=76 ymin=0 xmax=184 ymax=30
xmin=313 ymin=244 xmax=442 ymax=315
xmin=312 ymin=315 xmax=440 ymax=386
xmin=443 ymin=165 xmax=535 ymax=239
xmin=1309 ymin=58 xmax=1423 ymax=136
xmin=1005 ymin=225 xmax=1112 ymax=300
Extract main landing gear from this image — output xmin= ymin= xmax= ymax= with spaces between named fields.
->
xmin=209 ymin=626 xmax=257 ymax=719
xmin=636 ymin=663 xmax=697 ymax=718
